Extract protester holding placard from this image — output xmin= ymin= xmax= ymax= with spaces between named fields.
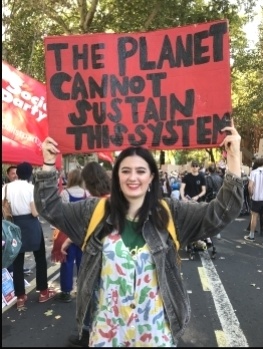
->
xmin=34 ymin=120 xmax=243 ymax=347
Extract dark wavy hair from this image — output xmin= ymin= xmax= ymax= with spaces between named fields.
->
xmin=110 ymin=146 xmax=169 ymax=234
xmin=81 ymin=162 xmax=111 ymax=197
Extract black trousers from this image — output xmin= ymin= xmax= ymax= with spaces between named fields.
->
xmin=13 ymin=234 xmax=48 ymax=297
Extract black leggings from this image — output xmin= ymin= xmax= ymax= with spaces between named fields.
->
xmin=13 ymin=234 xmax=48 ymax=297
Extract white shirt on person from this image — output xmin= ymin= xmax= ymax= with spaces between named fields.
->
xmin=249 ymin=166 xmax=263 ymax=201
xmin=2 ymin=180 xmax=34 ymax=215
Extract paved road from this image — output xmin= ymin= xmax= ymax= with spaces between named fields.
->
xmin=2 ymin=214 xmax=263 ymax=347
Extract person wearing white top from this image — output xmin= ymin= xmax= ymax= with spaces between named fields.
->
xmin=245 ymin=157 xmax=263 ymax=241
xmin=2 ymin=165 xmax=33 ymax=276
xmin=4 ymin=162 xmax=56 ymax=310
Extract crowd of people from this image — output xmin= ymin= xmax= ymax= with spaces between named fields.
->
xmin=2 ymin=123 xmax=263 ymax=347
xmin=158 ymin=157 xmax=262 ymax=250
xmin=159 ymin=161 xmax=224 ymax=202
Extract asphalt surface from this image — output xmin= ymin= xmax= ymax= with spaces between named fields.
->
xmin=2 ymin=214 xmax=263 ymax=347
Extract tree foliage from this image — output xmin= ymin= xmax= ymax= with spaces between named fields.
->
xmin=2 ymin=0 xmax=256 ymax=79
xmin=231 ymin=8 xmax=263 ymax=162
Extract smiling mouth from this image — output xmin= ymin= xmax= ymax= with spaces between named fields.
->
xmin=127 ymin=184 xmax=140 ymax=189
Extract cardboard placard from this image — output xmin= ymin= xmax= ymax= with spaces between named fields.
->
xmin=2 ymin=268 xmax=16 ymax=306
xmin=45 ymin=20 xmax=232 ymax=154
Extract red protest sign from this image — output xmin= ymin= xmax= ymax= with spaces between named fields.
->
xmin=2 ymin=61 xmax=48 ymax=155
xmin=44 ymin=20 xmax=231 ymax=154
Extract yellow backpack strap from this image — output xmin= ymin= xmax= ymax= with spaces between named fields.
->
xmin=81 ymin=198 xmax=107 ymax=251
xmin=161 ymin=199 xmax=180 ymax=251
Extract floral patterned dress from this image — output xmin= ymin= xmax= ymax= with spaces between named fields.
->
xmin=89 ymin=226 xmax=176 ymax=347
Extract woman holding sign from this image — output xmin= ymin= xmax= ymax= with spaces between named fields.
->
xmin=34 ymin=121 xmax=243 ymax=347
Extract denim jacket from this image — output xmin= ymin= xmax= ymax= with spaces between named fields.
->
xmin=34 ymin=171 xmax=243 ymax=343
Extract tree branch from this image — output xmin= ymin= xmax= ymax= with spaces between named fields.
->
xmin=142 ymin=1 xmax=162 ymax=31
xmin=48 ymin=14 xmax=73 ymax=34
xmin=83 ymin=0 xmax=99 ymax=32
xmin=77 ymin=0 xmax=87 ymax=32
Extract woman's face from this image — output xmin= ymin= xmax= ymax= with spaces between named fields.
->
xmin=118 ymin=155 xmax=154 ymax=200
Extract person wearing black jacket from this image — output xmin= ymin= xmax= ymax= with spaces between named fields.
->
xmin=205 ymin=165 xmax=223 ymax=203
xmin=205 ymin=165 xmax=224 ymax=240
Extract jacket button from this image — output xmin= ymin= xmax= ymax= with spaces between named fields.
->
xmin=130 ymin=303 xmax=136 ymax=309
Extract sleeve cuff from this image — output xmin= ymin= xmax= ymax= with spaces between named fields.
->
xmin=225 ymin=171 xmax=243 ymax=185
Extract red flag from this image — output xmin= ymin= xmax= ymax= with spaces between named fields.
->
xmin=98 ymin=152 xmax=114 ymax=164
xmin=2 ymin=61 xmax=48 ymax=156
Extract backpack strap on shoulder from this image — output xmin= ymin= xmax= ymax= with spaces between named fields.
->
xmin=81 ymin=198 xmax=107 ymax=251
xmin=81 ymin=197 xmax=180 ymax=252
xmin=161 ymin=199 xmax=180 ymax=251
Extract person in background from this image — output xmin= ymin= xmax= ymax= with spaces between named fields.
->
xmin=244 ymin=157 xmax=263 ymax=241
xmin=240 ymin=171 xmax=250 ymax=216
xmin=170 ymin=174 xmax=181 ymax=201
xmin=205 ymin=164 xmax=224 ymax=239
xmin=160 ymin=171 xmax=172 ymax=198
xmin=4 ymin=165 xmax=18 ymax=183
xmin=205 ymin=164 xmax=223 ymax=202
xmin=217 ymin=155 xmax=227 ymax=177
xmin=2 ymin=165 xmax=32 ymax=276
xmin=67 ymin=161 xmax=111 ymax=347
xmin=180 ymin=160 xmax=207 ymax=249
xmin=81 ymin=162 xmax=111 ymax=198
xmin=55 ymin=168 xmax=90 ymax=303
xmin=2 ymin=166 xmax=18 ymax=246
xmin=245 ymin=158 xmax=263 ymax=234
xmin=2 ymin=166 xmax=18 ymax=197
xmin=34 ymin=121 xmax=243 ymax=347
xmin=4 ymin=162 xmax=56 ymax=310
xmin=106 ymin=170 xmax=113 ymax=180
xmin=180 ymin=160 xmax=206 ymax=202
xmin=217 ymin=167 xmax=225 ymax=179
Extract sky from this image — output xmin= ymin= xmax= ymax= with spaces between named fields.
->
xmin=243 ymin=1 xmax=261 ymax=48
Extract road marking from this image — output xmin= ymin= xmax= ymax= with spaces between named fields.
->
xmin=24 ymin=264 xmax=60 ymax=294
xmin=2 ymin=264 xmax=60 ymax=314
xmin=199 ymin=250 xmax=249 ymax=347
xmin=198 ymin=267 xmax=210 ymax=291
xmin=215 ymin=330 xmax=227 ymax=347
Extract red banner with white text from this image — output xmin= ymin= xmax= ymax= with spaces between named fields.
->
xmin=2 ymin=61 xmax=48 ymax=156
xmin=2 ymin=61 xmax=111 ymax=166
